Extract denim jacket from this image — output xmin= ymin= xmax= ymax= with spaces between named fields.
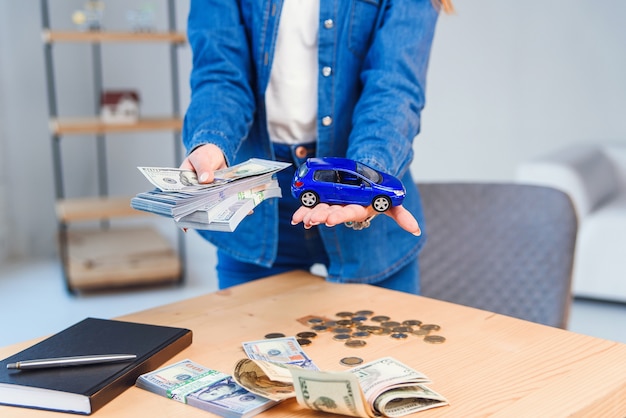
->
xmin=184 ymin=0 xmax=439 ymax=284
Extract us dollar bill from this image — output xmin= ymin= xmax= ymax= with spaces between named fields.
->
xmin=138 ymin=159 xmax=290 ymax=193
xmin=232 ymin=355 xmax=448 ymax=417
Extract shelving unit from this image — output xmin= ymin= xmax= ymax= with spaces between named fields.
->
xmin=40 ymin=0 xmax=185 ymax=293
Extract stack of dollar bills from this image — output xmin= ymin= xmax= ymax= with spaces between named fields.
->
xmin=136 ymin=359 xmax=278 ymax=418
xmin=233 ymin=336 xmax=449 ymax=417
xmin=131 ymin=158 xmax=290 ymax=232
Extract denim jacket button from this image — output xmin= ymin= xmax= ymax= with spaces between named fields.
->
xmin=323 ymin=19 xmax=334 ymax=29
xmin=322 ymin=116 xmax=333 ymax=126
xmin=322 ymin=66 xmax=332 ymax=77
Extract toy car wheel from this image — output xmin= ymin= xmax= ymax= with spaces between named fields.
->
xmin=372 ymin=195 xmax=391 ymax=212
xmin=300 ymin=191 xmax=319 ymax=208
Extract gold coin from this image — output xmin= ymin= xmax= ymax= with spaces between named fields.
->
xmin=420 ymin=324 xmax=441 ymax=331
xmin=390 ymin=332 xmax=409 ymax=339
xmin=424 ymin=335 xmax=446 ymax=344
xmin=296 ymin=331 xmax=318 ymax=339
xmin=402 ymin=319 xmax=422 ymax=326
xmin=412 ymin=329 xmax=430 ymax=337
xmin=333 ymin=333 xmax=351 ymax=341
xmin=379 ymin=327 xmax=393 ymax=335
xmin=351 ymin=331 xmax=370 ymax=338
xmin=297 ymin=338 xmax=313 ymax=346
xmin=264 ymin=333 xmax=285 ymax=339
xmin=311 ymin=325 xmax=329 ymax=332
xmin=355 ymin=310 xmax=374 ymax=317
xmin=340 ymin=356 xmax=364 ymax=366
xmin=345 ymin=339 xmax=367 ymax=348
xmin=392 ymin=326 xmax=413 ymax=333
xmin=381 ymin=321 xmax=401 ymax=328
xmin=371 ymin=315 xmax=391 ymax=322
xmin=368 ymin=326 xmax=384 ymax=335
xmin=335 ymin=311 xmax=354 ymax=318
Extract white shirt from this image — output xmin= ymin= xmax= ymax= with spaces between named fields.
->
xmin=266 ymin=0 xmax=319 ymax=145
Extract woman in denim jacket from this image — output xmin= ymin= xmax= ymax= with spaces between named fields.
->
xmin=181 ymin=0 xmax=451 ymax=293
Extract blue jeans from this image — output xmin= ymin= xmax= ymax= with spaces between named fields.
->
xmin=216 ymin=143 xmax=420 ymax=294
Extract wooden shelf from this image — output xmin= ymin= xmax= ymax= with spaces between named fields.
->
xmin=49 ymin=116 xmax=182 ymax=135
xmin=43 ymin=30 xmax=186 ymax=44
xmin=56 ymin=196 xmax=149 ymax=223
xmin=65 ymin=226 xmax=182 ymax=291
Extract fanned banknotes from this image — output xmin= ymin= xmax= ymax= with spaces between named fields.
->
xmin=232 ymin=337 xmax=448 ymax=417
xmin=135 ymin=359 xmax=277 ymax=418
xmin=131 ymin=158 xmax=290 ymax=232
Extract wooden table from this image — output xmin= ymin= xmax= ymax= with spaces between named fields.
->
xmin=2 ymin=271 xmax=626 ymax=417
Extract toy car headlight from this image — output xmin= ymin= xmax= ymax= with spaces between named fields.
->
xmin=394 ymin=190 xmax=405 ymax=196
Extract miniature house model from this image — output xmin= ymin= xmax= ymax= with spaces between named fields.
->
xmin=100 ymin=90 xmax=140 ymax=123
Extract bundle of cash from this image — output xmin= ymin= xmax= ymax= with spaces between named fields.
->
xmin=135 ymin=359 xmax=278 ymax=418
xmin=233 ymin=337 xmax=448 ymax=417
xmin=131 ymin=158 xmax=290 ymax=232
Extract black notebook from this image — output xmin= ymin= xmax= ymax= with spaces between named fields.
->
xmin=0 ymin=317 xmax=192 ymax=415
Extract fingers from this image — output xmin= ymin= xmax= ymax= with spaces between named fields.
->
xmin=291 ymin=204 xmax=373 ymax=229
xmin=386 ymin=205 xmax=422 ymax=236
xmin=179 ymin=144 xmax=227 ymax=183
xmin=291 ymin=203 xmax=421 ymax=236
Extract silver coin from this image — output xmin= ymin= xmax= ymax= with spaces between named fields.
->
xmin=390 ymin=332 xmax=409 ymax=339
xmin=332 ymin=327 xmax=353 ymax=334
xmin=345 ymin=339 xmax=367 ymax=348
xmin=420 ymin=324 xmax=441 ymax=331
xmin=333 ymin=333 xmax=352 ymax=341
xmin=424 ymin=335 xmax=446 ymax=344
xmin=296 ymin=331 xmax=318 ymax=339
xmin=354 ymin=310 xmax=374 ymax=317
xmin=340 ymin=356 xmax=364 ymax=366
xmin=381 ymin=321 xmax=401 ymax=328
xmin=371 ymin=315 xmax=391 ymax=322
xmin=307 ymin=317 xmax=325 ymax=325
xmin=392 ymin=326 xmax=413 ymax=333
xmin=311 ymin=325 xmax=329 ymax=332
xmin=402 ymin=319 xmax=422 ymax=326
xmin=351 ymin=331 xmax=370 ymax=338
xmin=335 ymin=311 xmax=354 ymax=318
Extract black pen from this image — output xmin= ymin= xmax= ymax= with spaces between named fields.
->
xmin=6 ymin=354 xmax=137 ymax=370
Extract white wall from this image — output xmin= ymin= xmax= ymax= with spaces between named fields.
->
xmin=1 ymin=0 xmax=626 ymax=262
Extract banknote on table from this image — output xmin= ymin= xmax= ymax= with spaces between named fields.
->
xmin=233 ymin=355 xmax=448 ymax=417
xmin=132 ymin=158 xmax=290 ymax=231
xmin=135 ymin=359 xmax=277 ymax=418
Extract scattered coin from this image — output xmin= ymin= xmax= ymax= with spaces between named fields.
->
xmin=390 ymin=332 xmax=409 ymax=339
xmin=354 ymin=310 xmax=374 ymax=317
xmin=380 ymin=327 xmax=393 ymax=335
xmin=412 ymin=329 xmax=430 ymax=337
xmin=351 ymin=316 xmax=368 ymax=323
xmin=264 ymin=333 xmax=286 ymax=339
xmin=296 ymin=331 xmax=318 ymax=339
xmin=297 ymin=338 xmax=312 ymax=346
xmin=324 ymin=320 xmax=338 ymax=328
xmin=333 ymin=333 xmax=351 ymax=341
xmin=381 ymin=321 xmax=401 ymax=328
xmin=307 ymin=318 xmax=325 ymax=325
xmin=335 ymin=311 xmax=354 ymax=318
xmin=332 ymin=327 xmax=353 ymax=334
xmin=311 ymin=325 xmax=329 ymax=332
xmin=340 ymin=356 xmax=364 ymax=366
xmin=368 ymin=326 xmax=385 ymax=335
xmin=345 ymin=339 xmax=367 ymax=348
xmin=424 ymin=335 xmax=446 ymax=344
xmin=420 ymin=324 xmax=441 ymax=331
xmin=392 ymin=326 xmax=413 ymax=333
xmin=351 ymin=331 xmax=370 ymax=338
xmin=336 ymin=319 xmax=354 ymax=327
xmin=371 ymin=315 xmax=391 ymax=322
xmin=402 ymin=319 xmax=422 ymax=326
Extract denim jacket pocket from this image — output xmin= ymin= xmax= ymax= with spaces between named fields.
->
xmin=348 ymin=0 xmax=382 ymax=57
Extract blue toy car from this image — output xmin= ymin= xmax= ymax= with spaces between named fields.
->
xmin=291 ymin=157 xmax=406 ymax=212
